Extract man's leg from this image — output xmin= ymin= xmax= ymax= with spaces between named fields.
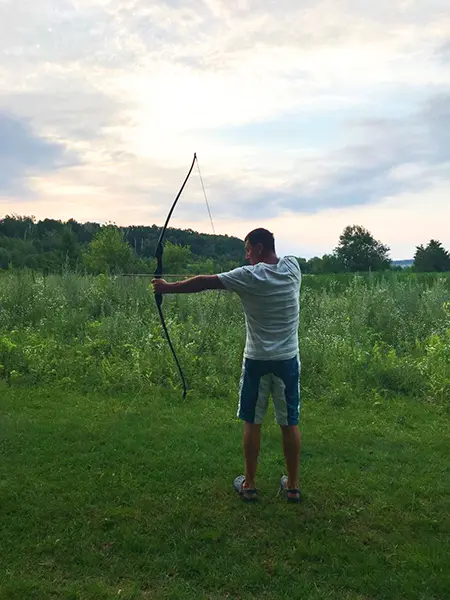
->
xmin=234 ymin=359 xmax=268 ymax=499
xmin=280 ymin=424 xmax=301 ymax=490
xmin=272 ymin=356 xmax=301 ymax=499
xmin=243 ymin=422 xmax=261 ymax=489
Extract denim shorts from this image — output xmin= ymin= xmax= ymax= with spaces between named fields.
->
xmin=237 ymin=355 xmax=301 ymax=426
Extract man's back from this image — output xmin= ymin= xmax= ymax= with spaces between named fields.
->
xmin=218 ymin=256 xmax=301 ymax=360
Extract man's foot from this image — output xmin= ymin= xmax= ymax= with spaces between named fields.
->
xmin=233 ymin=475 xmax=258 ymax=502
xmin=280 ymin=475 xmax=301 ymax=503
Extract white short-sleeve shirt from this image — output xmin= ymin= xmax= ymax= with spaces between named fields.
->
xmin=217 ymin=256 xmax=301 ymax=361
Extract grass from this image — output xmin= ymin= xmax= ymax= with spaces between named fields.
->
xmin=0 ymin=270 xmax=449 ymax=598
xmin=0 ymin=271 xmax=449 ymax=403
xmin=1 ymin=382 xmax=449 ymax=600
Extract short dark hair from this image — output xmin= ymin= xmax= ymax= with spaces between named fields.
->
xmin=245 ymin=228 xmax=275 ymax=252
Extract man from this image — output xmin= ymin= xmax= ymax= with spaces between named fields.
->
xmin=152 ymin=228 xmax=302 ymax=503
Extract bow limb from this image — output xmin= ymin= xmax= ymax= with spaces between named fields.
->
xmin=155 ymin=302 xmax=188 ymax=399
xmin=156 ymin=153 xmax=197 ymax=249
xmin=154 ymin=153 xmax=197 ymax=399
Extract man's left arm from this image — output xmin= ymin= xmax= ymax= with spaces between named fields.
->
xmin=152 ymin=275 xmax=225 ymax=295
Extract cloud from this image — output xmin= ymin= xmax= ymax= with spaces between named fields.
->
xmin=0 ymin=0 xmax=449 ymax=256
xmin=0 ymin=87 xmax=124 ymax=143
xmin=0 ymin=0 xmax=133 ymax=68
xmin=0 ymin=113 xmax=77 ymax=195
xmin=438 ymin=40 xmax=450 ymax=62
xmin=197 ymin=92 xmax=450 ymax=219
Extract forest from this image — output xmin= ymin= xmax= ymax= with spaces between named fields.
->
xmin=1 ymin=214 xmax=449 ymax=275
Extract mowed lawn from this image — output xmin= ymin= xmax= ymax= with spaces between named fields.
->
xmin=0 ymin=382 xmax=448 ymax=600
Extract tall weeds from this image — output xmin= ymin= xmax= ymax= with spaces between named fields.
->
xmin=0 ymin=271 xmax=448 ymax=403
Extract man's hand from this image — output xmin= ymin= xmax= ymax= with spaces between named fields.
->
xmin=151 ymin=278 xmax=171 ymax=295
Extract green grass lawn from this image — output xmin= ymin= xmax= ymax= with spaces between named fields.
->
xmin=1 ymin=383 xmax=449 ymax=600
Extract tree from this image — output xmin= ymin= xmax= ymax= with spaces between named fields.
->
xmin=321 ymin=253 xmax=345 ymax=274
xmin=163 ymin=241 xmax=192 ymax=275
xmin=413 ymin=240 xmax=450 ymax=272
xmin=296 ymin=257 xmax=310 ymax=274
xmin=0 ymin=247 xmax=9 ymax=269
xmin=0 ymin=215 xmax=246 ymax=271
xmin=307 ymin=256 xmax=324 ymax=274
xmin=0 ymin=215 xmax=35 ymax=239
xmin=303 ymin=254 xmax=345 ymax=274
xmin=83 ymin=226 xmax=136 ymax=274
xmin=335 ymin=225 xmax=391 ymax=272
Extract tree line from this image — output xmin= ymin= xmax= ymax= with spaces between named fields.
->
xmin=0 ymin=215 xmax=449 ymax=274
xmin=301 ymin=225 xmax=450 ymax=274
xmin=0 ymin=215 xmax=243 ymax=274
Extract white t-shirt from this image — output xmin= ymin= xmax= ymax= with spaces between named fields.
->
xmin=218 ymin=256 xmax=301 ymax=361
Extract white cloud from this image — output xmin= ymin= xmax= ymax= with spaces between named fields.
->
xmin=0 ymin=0 xmax=449 ymax=256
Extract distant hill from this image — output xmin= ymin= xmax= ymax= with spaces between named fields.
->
xmin=0 ymin=216 xmax=245 ymax=262
xmin=392 ymin=259 xmax=413 ymax=268
xmin=0 ymin=215 xmax=245 ymax=272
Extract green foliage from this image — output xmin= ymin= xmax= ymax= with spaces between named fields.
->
xmin=2 ymin=216 xmax=448 ymax=277
xmin=0 ymin=213 xmax=35 ymax=238
xmin=0 ymin=271 xmax=448 ymax=404
xmin=83 ymin=226 xmax=136 ymax=274
xmin=0 ymin=215 xmax=244 ymax=274
xmin=0 ymin=215 xmax=82 ymax=272
xmin=297 ymin=225 xmax=398 ymax=274
xmin=335 ymin=224 xmax=391 ymax=272
xmin=0 ymin=270 xmax=449 ymax=599
xmin=163 ymin=241 xmax=192 ymax=274
xmin=414 ymin=239 xmax=450 ymax=272
xmin=300 ymin=253 xmax=345 ymax=274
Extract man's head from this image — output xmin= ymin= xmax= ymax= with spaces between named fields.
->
xmin=244 ymin=228 xmax=277 ymax=265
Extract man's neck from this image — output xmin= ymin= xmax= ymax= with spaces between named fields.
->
xmin=258 ymin=253 xmax=278 ymax=265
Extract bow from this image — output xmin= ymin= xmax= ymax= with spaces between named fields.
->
xmin=154 ymin=153 xmax=198 ymax=399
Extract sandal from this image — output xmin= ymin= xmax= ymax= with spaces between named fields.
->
xmin=233 ymin=475 xmax=258 ymax=502
xmin=280 ymin=475 xmax=301 ymax=503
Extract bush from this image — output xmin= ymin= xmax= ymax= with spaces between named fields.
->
xmin=0 ymin=271 xmax=448 ymax=403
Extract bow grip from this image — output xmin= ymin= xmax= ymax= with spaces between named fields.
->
xmin=154 ymin=249 xmax=163 ymax=308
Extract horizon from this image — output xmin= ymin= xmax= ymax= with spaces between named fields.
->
xmin=1 ymin=1 xmax=449 ymax=261
xmin=0 ymin=214 xmax=426 ymax=262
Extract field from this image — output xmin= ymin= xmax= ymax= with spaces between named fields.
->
xmin=0 ymin=271 xmax=449 ymax=599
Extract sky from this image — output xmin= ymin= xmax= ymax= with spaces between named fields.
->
xmin=0 ymin=0 xmax=449 ymax=259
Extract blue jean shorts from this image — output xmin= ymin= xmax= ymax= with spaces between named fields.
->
xmin=237 ymin=355 xmax=301 ymax=426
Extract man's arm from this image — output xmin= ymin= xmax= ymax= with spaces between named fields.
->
xmin=152 ymin=275 xmax=225 ymax=295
